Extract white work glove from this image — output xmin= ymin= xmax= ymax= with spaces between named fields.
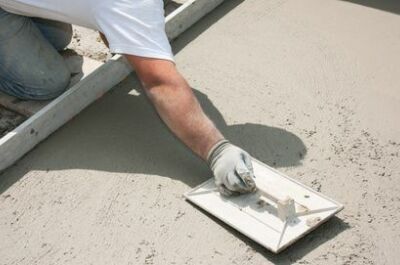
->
xmin=207 ymin=140 xmax=257 ymax=196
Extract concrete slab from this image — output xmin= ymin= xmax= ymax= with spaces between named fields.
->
xmin=0 ymin=0 xmax=400 ymax=264
xmin=0 ymin=0 xmax=222 ymax=172
xmin=0 ymin=107 xmax=25 ymax=138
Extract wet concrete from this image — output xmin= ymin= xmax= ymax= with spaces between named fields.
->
xmin=1 ymin=0 xmax=399 ymax=264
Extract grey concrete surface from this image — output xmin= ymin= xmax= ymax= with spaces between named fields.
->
xmin=1 ymin=0 xmax=399 ymax=264
xmin=0 ymin=107 xmax=25 ymax=138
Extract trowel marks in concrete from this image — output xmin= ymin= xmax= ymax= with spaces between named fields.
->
xmin=1 ymin=0 xmax=400 ymax=265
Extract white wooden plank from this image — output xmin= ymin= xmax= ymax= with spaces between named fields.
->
xmin=0 ymin=55 xmax=103 ymax=117
xmin=0 ymin=0 xmax=227 ymax=172
xmin=165 ymin=0 xmax=225 ymax=40
xmin=0 ymin=55 xmax=131 ymax=170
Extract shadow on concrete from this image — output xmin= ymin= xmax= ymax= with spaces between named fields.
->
xmin=341 ymin=0 xmax=400 ymax=15
xmin=0 ymin=0 xmax=321 ymax=261
xmin=190 ymin=201 xmax=350 ymax=264
xmin=0 ymin=73 xmax=307 ymax=193
xmin=268 ymin=217 xmax=349 ymax=264
xmin=0 ymin=0 xmax=247 ymax=187
xmin=172 ymin=0 xmax=244 ymax=54
xmin=164 ymin=0 xmax=183 ymax=17
xmin=61 ymin=49 xmax=85 ymax=87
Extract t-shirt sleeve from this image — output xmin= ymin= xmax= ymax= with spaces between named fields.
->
xmin=94 ymin=0 xmax=174 ymax=62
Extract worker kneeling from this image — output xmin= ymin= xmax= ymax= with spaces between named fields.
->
xmin=0 ymin=0 xmax=257 ymax=196
xmin=0 ymin=9 xmax=71 ymax=100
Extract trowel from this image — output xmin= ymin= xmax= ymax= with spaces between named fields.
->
xmin=184 ymin=159 xmax=343 ymax=253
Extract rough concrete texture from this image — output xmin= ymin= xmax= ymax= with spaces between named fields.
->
xmin=0 ymin=107 xmax=25 ymax=138
xmin=1 ymin=0 xmax=400 ymax=264
xmin=67 ymin=26 xmax=111 ymax=62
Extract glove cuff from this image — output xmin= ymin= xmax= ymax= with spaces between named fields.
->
xmin=207 ymin=139 xmax=230 ymax=167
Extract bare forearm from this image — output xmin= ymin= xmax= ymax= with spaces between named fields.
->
xmin=145 ymin=79 xmax=223 ymax=160
xmin=125 ymin=56 xmax=256 ymax=196
xmin=125 ymin=55 xmax=223 ymax=160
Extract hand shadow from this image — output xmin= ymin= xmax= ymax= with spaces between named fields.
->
xmin=0 ymin=0 xmax=343 ymax=261
xmin=0 ymin=74 xmax=307 ymax=190
xmin=0 ymin=73 xmax=346 ymax=264
xmin=195 ymin=87 xmax=307 ymax=169
xmin=1 ymin=75 xmax=345 ymax=263
xmin=0 ymin=0 xmax=306 ymax=191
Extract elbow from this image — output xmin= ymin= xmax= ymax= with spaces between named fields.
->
xmin=143 ymin=74 xmax=189 ymax=98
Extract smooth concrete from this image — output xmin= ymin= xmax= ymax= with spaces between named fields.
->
xmin=1 ymin=0 xmax=399 ymax=264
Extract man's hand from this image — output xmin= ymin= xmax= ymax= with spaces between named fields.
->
xmin=208 ymin=140 xmax=257 ymax=196
xmin=125 ymin=55 xmax=255 ymax=197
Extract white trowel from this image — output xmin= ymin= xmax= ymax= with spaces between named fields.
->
xmin=184 ymin=159 xmax=343 ymax=253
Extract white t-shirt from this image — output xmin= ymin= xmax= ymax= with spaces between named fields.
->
xmin=0 ymin=0 xmax=174 ymax=61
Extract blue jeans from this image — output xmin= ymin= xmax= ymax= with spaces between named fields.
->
xmin=0 ymin=8 xmax=72 ymax=100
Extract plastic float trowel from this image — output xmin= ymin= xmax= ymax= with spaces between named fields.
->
xmin=184 ymin=159 xmax=344 ymax=253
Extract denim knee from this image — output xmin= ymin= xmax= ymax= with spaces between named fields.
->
xmin=21 ymin=64 xmax=71 ymax=100
xmin=0 ymin=62 xmax=71 ymax=101
xmin=33 ymin=18 xmax=73 ymax=51
xmin=31 ymin=64 xmax=71 ymax=100
xmin=0 ymin=8 xmax=27 ymax=40
xmin=0 ymin=8 xmax=71 ymax=100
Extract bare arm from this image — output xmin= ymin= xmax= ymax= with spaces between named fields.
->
xmin=126 ymin=55 xmax=224 ymax=160
xmin=100 ymin=28 xmax=255 ymax=195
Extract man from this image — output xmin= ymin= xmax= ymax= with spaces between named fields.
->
xmin=0 ymin=0 xmax=256 ymax=196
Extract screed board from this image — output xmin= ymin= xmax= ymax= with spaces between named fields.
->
xmin=0 ymin=0 xmax=226 ymax=172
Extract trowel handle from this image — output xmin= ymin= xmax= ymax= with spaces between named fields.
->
xmin=257 ymin=183 xmax=296 ymax=221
